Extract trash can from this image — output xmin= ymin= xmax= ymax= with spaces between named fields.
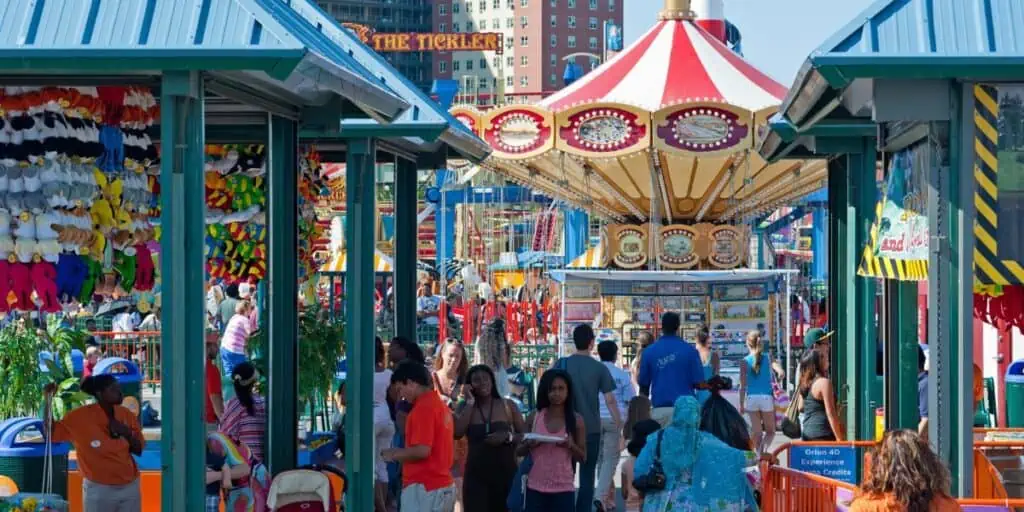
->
xmin=0 ymin=417 xmax=70 ymax=498
xmin=1007 ymin=360 xmax=1024 ymax=427
xmin=37 ymin=350 xmax=84 ymax=379
xmin=94 ymin=358 xmax=142 ymax=417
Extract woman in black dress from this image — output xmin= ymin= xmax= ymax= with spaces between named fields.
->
xmin=454 ymin=364 xmax=528 ymax=511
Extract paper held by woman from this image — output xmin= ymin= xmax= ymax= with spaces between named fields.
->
xmin=523 ymin=433 xmax=567 ymax=443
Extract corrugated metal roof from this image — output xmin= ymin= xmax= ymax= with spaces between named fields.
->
xmin=816 ymin=0 xmax=1023 ymax=58
xmin=0 ymin=0 xmax=407 ymax=119
xmin=288 ymin=0 xmax=491 ymax=161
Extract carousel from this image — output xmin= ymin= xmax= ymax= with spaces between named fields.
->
xmin=451 ymin=0 xmax=826 ymax=271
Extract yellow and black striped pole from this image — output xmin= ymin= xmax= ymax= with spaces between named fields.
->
xmin=973 ymin=84 xmax=1012 ymax=284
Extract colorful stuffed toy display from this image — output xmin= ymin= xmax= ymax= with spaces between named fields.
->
xmin=0 ymin=86 xmax=159 ymax=312
xmin=204 ymin=144 xmax=268 ymax=286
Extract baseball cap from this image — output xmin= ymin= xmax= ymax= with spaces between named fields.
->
xmin=804 ymin=328 xmax=834 ymax=350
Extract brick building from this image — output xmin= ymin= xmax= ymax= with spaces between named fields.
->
xmin=317 ymin=0 xmax=435 ymax=91
xmin=434 ymin=0 xmax=623 ymax=105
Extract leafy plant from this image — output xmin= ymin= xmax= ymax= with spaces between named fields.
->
xmin=247 ymin=306 xmax=345 ymax=417
xmin=0 ymin=317 xmax=89 ymax=420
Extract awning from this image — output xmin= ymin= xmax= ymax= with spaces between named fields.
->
xmin=549 ymin=269 xmax=798 ymax=283
xmin=320 ymin=250 xmax=393 ymax=274
xmin=568 ymin=246 xmax=606 ymax=269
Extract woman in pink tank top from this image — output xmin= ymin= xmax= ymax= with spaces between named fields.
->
xmin=517 ymin=369 xmax=586 ymax=512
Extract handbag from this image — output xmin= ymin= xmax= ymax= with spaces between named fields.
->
xmin=780 ymin=390 xmax=803 ymax=439
xmin=632 ymin=431 xmax=667 ymax=492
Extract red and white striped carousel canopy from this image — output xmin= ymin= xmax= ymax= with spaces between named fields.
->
xmin=542 ymin=17 xmax=788 ymax=114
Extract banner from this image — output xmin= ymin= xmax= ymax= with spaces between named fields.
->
xmin=858 ymin=145 xmax=929 ymax=281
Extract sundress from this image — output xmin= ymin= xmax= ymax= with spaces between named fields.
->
xmin=208 ymin=432 xmax=270 ymax=512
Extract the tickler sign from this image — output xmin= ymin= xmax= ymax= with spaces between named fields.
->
xmin=343 ymin=23 xmax=504 ymax=54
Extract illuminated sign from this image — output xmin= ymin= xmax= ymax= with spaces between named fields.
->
xmin=342 ymin=23 xmax=503 ymax=54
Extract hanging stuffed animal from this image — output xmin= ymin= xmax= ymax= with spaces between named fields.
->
xmin=56 ymin=253 xmax=87 ymax=302
xmin=8 ymin=262 xmax=32 ymax=311
xmin=112 ymin=247 xmax=137 ymax=292
xmin=31 ymin=261 xmax=60 ymax=312
xmin=133 ymin=243 xmax=155 ymax=291
xmin=21 ymin=163 xmax=46 ymax=214
xmin=78 ymin=255 xmax=102 ymax=303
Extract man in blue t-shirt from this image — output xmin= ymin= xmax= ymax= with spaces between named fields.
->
xmin=638 ymin=312 xmax=707 ymax=427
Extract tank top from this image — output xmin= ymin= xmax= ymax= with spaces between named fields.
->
xmin=800 ymin=383 xmax=832 ymax=440
xmin=744 ymin=354 xmax=773 ymax=397
xmin=696 ymin=351 xmax=714 ymax=404
xmin=526 ymin=410 xmax=575 ymax=493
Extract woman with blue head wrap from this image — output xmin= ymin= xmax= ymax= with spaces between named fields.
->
xmin=635 ymin=395 xmax=756 ymax=511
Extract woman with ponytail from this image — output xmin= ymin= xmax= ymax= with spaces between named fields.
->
xmin=220 ymin=362 xmax=267 ymax=462
xmin=739 ymin=330 xmax=775 ymax=457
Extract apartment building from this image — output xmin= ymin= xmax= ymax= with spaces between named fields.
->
xmin=434 ymin=0 xmax=623 ymax=105
xmin=318 ymin=0 xmax=435 ymax=91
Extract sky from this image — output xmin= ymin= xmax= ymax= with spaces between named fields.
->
xmin=624 ymin=0 xmax=877 ymax=87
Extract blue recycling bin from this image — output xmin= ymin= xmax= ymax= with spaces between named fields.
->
xmin=94 ymin=357 xmax=143 ymax=417
xmin=0 ymin=417 xmax=70 ymax=497
xmin=38 ymin=350 xmax=85 ymax=378
xmin=1007 ymin=359 xmax=1024 ymax=427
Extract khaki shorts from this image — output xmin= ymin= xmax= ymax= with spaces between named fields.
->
xmin=401 ymin=483 xmax=457 ymax=512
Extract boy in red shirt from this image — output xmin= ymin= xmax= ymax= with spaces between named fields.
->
xmin=205 ymin=339 xmax=224 ymax=431
xmin=382 ymin=361 xmax=455 ymax=512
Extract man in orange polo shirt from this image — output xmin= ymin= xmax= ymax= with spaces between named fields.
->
xmin=382 ymin=360 xmax=456 ymax=512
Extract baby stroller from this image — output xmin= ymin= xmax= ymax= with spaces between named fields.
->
xmin=267 ymin=464 xmax=346 ymax=511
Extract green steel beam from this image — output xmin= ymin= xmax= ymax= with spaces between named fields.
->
xmin=266 ymin=114 xmax=299 ymax=474
xmin=811 ymin=56 xmax=1024 ymax=89
xmin=0 ymin=51 xmax=304 ymax=77
xmin=828 ymin=157 xmax=850 ymax=419
xmin=345 ymin=138 xmax=377 ymax=512
xmin=850 ymin=138 xmax=878 ymax=441
xmin=769 ymin=118 xmax=876 ymax=142
xmin=394 ymin=158 xmax=418 ymax=342
xmin=159 ymin=70 xmax=207 ymax=512
xmin=300 ymin=122 xmax=447 ymax=141
xmin=884 ymin=281 xmax=920 ymax=430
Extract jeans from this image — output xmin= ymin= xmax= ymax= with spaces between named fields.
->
xmin=576 ymin=432 xmax=602 ymax=512
xmin=596 ymin=418 xmax=621 ymax=507
xmin=526 ymin=489 xmax=576 ymax=512
xmin=220 ymin=348 xmax=247 ymax=401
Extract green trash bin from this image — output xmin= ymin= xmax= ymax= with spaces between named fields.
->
xmin=94 ymin=357 xmax=143 ymax=418
xmin=0 ymin=417 xmax=70 ymax=498
xmin=1007 ymin=360 xmax=1024 ymax=428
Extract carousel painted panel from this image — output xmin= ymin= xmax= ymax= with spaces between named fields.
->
xmin=449 ymin=106 xmax=483 ymax=136
xmin=653 ymin=102 xmax=753 ymax=157
xmin=657 ymin=224 xmax=703 ymax=270
xmin=554 ymin=103 xmax=651 ymax=158
xmin=482 ymin=105 xmax=555 ymax=160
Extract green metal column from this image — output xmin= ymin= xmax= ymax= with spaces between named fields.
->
xmin=345 ymin=138 xmax=377 ymax=512
xmin=828 ymin=158 xmax=850 ymax=411
xmin=849 ymin=139 xmax=878 ymax=441
xmin=266 ymin=114 xmax=299 ymax=474
xmin=884 ymin=281 xmax=920 ymax=430
xmin=159 ymin=70 xmax=207 ymax=512
xmin=394 ymin=158 xmax=418 ymax=342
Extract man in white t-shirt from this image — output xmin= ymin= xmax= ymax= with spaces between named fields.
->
xmin=596 ymin=340 xmax=635 ymax=511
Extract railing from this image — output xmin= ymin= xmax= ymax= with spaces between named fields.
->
xmin=93 ymin=331 xmax=162 ymax=389
xmin=763 ymin=440 xmax=1024 ymax=511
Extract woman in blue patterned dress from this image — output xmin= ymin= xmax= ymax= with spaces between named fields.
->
xmin=635 ymin=396 xmax=755 ymax=512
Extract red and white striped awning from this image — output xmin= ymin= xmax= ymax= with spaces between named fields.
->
xmin=542 ymin=19 xmax=787 ymax=114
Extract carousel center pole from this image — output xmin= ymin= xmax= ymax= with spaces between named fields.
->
xmin=660 ymin=0 xmax=695 ymax=20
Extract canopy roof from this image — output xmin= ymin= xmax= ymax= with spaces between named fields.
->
xmin=453 ymin=0 xmax=825 ymax=224
xmin=0 ymin=0 xmax=408 ymax=120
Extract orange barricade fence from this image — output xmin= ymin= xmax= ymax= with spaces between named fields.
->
xmin=763 ymin=440 xmax=1024 ymax=511
xmin=92 ymin=330 xmax=162 ymax=386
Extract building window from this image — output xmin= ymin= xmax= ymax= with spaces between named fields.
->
xmin=493 ymin=0 xmax=500 ymax=8
xmin=439 ymin=23 xmax=447 ymax=32
xmin=479 ymin=1 xmax=487 ymax=12
xmin=466 ymin=21 xmax=474 ymax=31
xmin=480 ymin=58 xmax=488 ymax=68
xmin=550 ymin=54 xmax=558 ymax=66
xmin=568 ymin=35 xmax=577 ymax=48
xmin=567 ymin=15 xmax=577 ymax=28
xmin=506 ymin=56 xmax=514 ymax=67
xmin=493 ymin=18 xmax=500 ymax=28
xmin=454 ymin=60 xmax=461 ymax=71
xmin=589 ymin=16 xmax=598 ymax=30
xmin=520 ymin=76 xmax=528 ymax=87
xmin=550 ymin=34 xmax=557 ymax=47
xmin=550 ymin=15 xmax=557 ymax=27
xmin=568 ymin=0 xmax=576 ymax=7
xmin=453 ymin=22 xmax=460 ymax=32
xmin=589 ymin=0 xmax=598 ymax=9
xmin=506 ymin=18 xmax=514 ymax=28
xmin=493 ymin=57 xmax=501 ymax=68
xmin=439 ymin=4 xmax=447 ymax=15
xmin=590 ymin=57 xmax=599 ymax=69
xmin=439 ymin=61 xmax=448 ymax=73
xmin=520 ymin=0 xmax=528 ymax=6
xmin=521 ymin=15 xmax=528 ymax=27
xmin=521 ymin=55 xmax=529 ymax=66
xmin=480 ymin=19 xmax=487 ymax=29
xmin=507 ymin=76 xmax=514 ymax=87
xmin=466 ymin=60 xmax=474 ymax=70
xmin=520 ymin=36 xmax=529 ymax=46
xmin=506 ymin=36 xmax=514 ymax=48
xmin=609 ymin=0 xmax=615 ymax=11
xmin=479 ymin=77 xmax=489 ymax=88
xmin=589 ymin=36 xmax=598 ymax=49
xmin=453 ymin=2 xmax=460 ymax=13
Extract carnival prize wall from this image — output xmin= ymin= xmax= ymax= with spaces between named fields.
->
xmin=0 ymin=87 xmax=159 ymax=314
